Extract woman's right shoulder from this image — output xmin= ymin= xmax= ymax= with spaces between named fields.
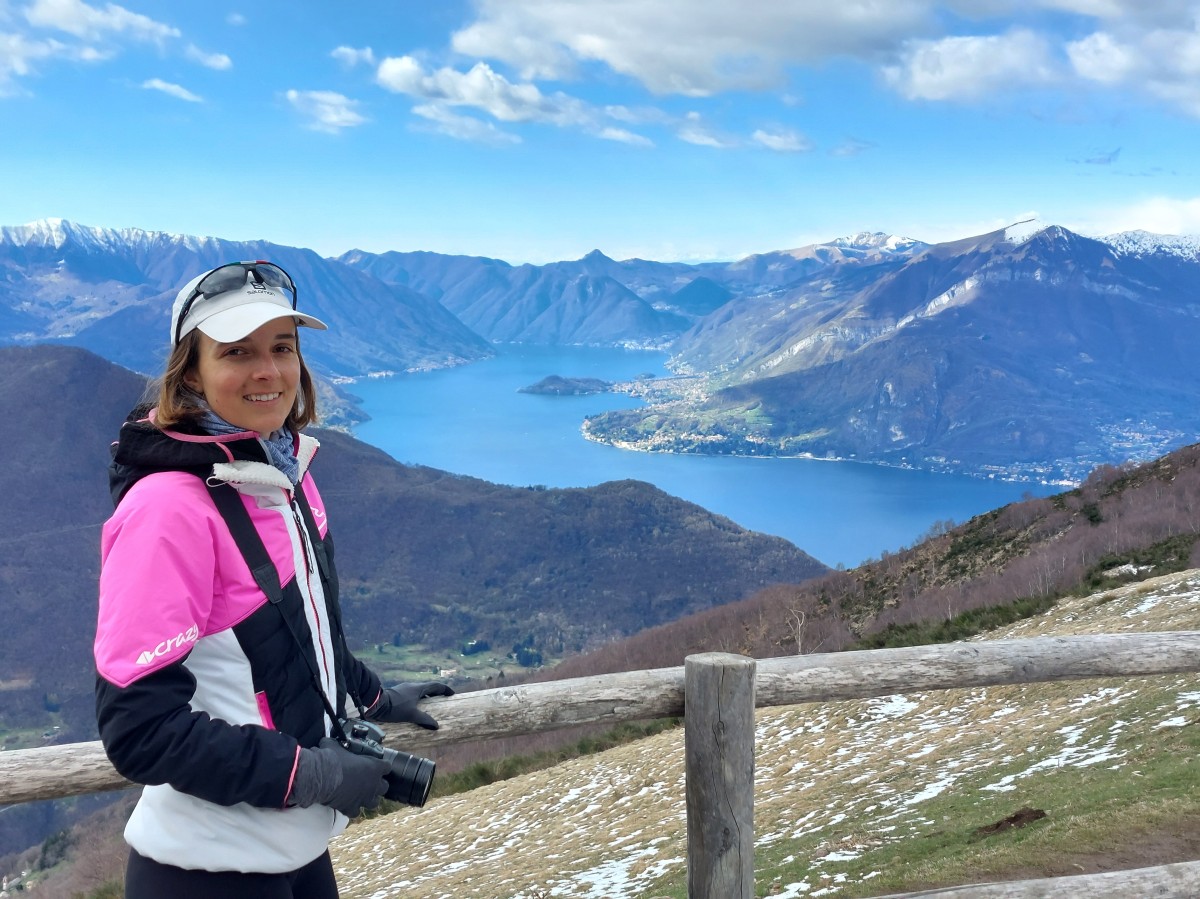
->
xmin=112 ymin=471 xmax=218 ymax=526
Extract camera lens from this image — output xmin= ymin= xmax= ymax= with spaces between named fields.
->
xmin=383 ymin=750 xmax=437 ymax=807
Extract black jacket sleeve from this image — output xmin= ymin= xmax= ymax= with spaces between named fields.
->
xmin=341 ymin=639 xmax=384 ymax=716
xmin=96 ymin=660 xmax=300 ymax=808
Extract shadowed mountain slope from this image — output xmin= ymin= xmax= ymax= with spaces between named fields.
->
xmin=538 ymin=440 xmax=1200 ymax=684
xmin=0 ymin=345 xmax=826 ymax=748
xmin=586 ymin=224 xmax=1200 ymax=481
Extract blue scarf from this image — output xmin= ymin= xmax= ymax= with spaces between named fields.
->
xmin=198 ymin=410 xmax=300 ymax=485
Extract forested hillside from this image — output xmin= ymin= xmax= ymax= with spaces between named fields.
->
xmin=541 ymin=442 xmax=1200 ymax=681
xmin=307 ymin=431 xmax=825 ymax=656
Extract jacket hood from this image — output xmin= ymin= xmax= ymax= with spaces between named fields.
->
xmin=109 ymin=403 xmax=275 ymax=507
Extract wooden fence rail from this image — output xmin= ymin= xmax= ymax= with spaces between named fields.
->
xmin=2 ymin=630 xmax=1199 ymax=896
xmin=877 ymin=859 xmax=1200 ymax=898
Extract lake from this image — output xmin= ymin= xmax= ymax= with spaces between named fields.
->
xmin=349 ymin=345 xmax=1057 ymax=568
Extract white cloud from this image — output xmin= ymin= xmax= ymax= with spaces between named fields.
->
xmin=602 ymin=103 xmax=674 ymax=127
xmin=0 ymin=31 xmax=62 ymax=91
xmin=0 ymin=29 xmax=108 ymax=93
xmin=227 ymin=12 xmax=246 ymax=26
xmin=377 ymin=56 xmax=590 ymax=126
xmin=412 ymin=103 xmax=520 ymax=145
xmin=831 ymin=137 xmax=876 ymax=157
xmin=751 ymin=127 xmax=813 ymax=153
xmin=445 ymin=0 xmax=1200 ymax=119
xmin=377 ymin=54 xmax=656 ymax=144
xmin=883 ymin=29 xmax=1058 ymax=101
xmin=332 ymin=45 xmax=375 ymax=67
xmin=597 ymin=126 xmax=653 ymax=147
xmin=185 ymin=44 xmax=231 ymax=70
xmin=1068 ymin=24 xmax=1200 ymax=117
xmin=677 ymin=111 xmax=737 ymax=148
xmin=1086 ymin=195 xmax=1200 ymax=237
xmin=451 ymin=0 xmax=933 ymax=96
xmin=1065 ymin=32 xmax=1134 ymax=85
xmin=25 ymin=0 xmax=178 ymax=43
xmin=142 ymin=77 xmax=200 ymax=102
xmin=285 ymin=89 xmax=368 ymax=133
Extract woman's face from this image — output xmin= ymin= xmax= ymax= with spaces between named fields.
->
xmin=184 ymin=319 xmax=301 ymax=434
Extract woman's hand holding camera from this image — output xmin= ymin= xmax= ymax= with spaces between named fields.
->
xmin=290 ymin=737 xmax=391 ymax=817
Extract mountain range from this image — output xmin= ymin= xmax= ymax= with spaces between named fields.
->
xmin=2 ymin=217 xmax=1199 ymax=481
xmin=7 ymin=216 xmax=1200 ymax=882
xmin=0 ymin=219 xmax=493 ymax=380
xmin=0 ymin=218 xmax=927 ymax=373
xmin=584 ymin=221 xmax=1200 ymax=481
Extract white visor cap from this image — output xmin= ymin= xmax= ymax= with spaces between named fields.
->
xmin=171 ymin=270 xmax=329 ymax=344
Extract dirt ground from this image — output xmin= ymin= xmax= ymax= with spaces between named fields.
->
xmin=985 ymin=813 xmax=1200 ymax=881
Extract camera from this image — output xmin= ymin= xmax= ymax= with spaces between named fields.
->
xmin=339 ymin=718 xmax=437 ymax=807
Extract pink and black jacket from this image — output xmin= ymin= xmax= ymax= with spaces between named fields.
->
xmin=94 ymin=406 xmax=383 ymax=873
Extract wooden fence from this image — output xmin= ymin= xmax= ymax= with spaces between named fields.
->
xmin=3 ymin=631 xmax=1199 ymax=896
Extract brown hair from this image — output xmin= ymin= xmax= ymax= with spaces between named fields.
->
xmin=151 ymin=329 xmax=319 ymax=431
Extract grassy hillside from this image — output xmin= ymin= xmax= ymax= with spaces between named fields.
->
xmin=329 ymin=568 xmax=1200 ymax=898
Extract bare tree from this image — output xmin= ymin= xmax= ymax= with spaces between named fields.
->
xmin=786 ymin=606 xmax=806 ymax=655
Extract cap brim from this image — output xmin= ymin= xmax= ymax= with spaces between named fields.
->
xmin=194 ymin=303 xmax=329 ymax=343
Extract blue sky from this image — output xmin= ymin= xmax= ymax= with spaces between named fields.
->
xmin=3 ymin=0 xmax=1200 ymax=263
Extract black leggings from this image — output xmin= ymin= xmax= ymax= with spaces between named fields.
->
xmin=125 ymin=849 xmax=339 ymax=899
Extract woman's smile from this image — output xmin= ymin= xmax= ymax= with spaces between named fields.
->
xmin=184 ymin=319 xmax=301 ymax=434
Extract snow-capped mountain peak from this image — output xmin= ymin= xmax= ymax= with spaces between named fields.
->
xmin=2 ymin=218 xmax=226 ymax=254
xmin=1099 ymin=229 xmax=1200 ymax=259
xmin=828 ymin=231 xmax=923 ymax=253
xmin=2 ymin=218 xmax=106 ymax=251
xmin=1000 ymin=218 xmax=1046 ymax=245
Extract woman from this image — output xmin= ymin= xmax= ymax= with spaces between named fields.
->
xmin=94 ymin=261 xmax=453 ymax=898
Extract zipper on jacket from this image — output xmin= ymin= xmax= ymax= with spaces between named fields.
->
xmin=287 ymin=487 xmax=332 ymax=691
xmin=291 ymin=498 xmax=315 ymax=575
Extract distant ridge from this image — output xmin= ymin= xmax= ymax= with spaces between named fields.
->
xmin=0 ymin=217 xmax=221 ymax=253
xmin=1101 ymin=228 xmax=1200 ymax=258
xmin=0 ymin=219 xmax=494 ymax=377
xmin=6 ymin=217 xmax=1200 ymax=483
xmin=585 ymin=222 xmax=1200 ymax=482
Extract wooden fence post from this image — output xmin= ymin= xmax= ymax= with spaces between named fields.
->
xmin=685 ymin=652 xmax=756 ymax=898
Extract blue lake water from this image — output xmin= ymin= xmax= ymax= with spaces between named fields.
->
xmin=349 ymin=345 xmax=1058 ymax=569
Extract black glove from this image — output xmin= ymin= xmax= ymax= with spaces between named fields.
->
xmin=290 ymin=737 xmax=390 ymax=818
xmin=367 ymin=681 xmax=455 ymax=730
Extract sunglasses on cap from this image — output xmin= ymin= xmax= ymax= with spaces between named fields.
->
xmin=174 ymin=261 xmax=298 ymax=346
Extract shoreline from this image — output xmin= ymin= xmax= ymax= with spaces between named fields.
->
xmin=578 ymin=425 xmax=1080 ymax=488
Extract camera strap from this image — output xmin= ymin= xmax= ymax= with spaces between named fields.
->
xmin=206 ymin=479 xmax=350 ymax=744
